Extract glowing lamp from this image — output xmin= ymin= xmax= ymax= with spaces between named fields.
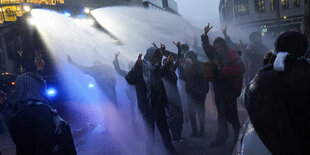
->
xmin=64 ymin=11 xmax=71 ymax=17
xmin=88 ymin=83 xmax=94 ymax=88
xmin=46 ymin=87 xmax=57 ymax=97
xmin=23 ymin=5 xmax=31 ymax=12
xmin=84 ymin=8 xmax=91 ymax=14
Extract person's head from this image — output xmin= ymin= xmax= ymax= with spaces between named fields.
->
xmin=180 ymin=44 xmax=189 ymax=54
xmin=184 ymin=51 xmax=198 ymax=63
xmin=213 ymin=37 xmax=229 ymax=56
xmin=15 ymin=72 xmax=49 ymax=103
xmin=144 ymin=47 xmax=162 ymax=65
xmin=92 ymin=60 xmax=103 ymax=66
xmin=275 ymin=31 xmax=308 ymax=57
xmin=249 ymin=32 xmax=262 ymax=45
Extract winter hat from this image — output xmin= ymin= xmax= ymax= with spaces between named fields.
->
xmin=275 ymin=31 xmax=308 ymax=57
xmin=15 ymin=72 xmax=49 ymax=103
xmin=181 ymin=44 xmax=189 ymax=52
xmin=184 ymin=51 xmax=198 ymax=62
xmin=273 ymin=31 xmax=309 ymax=72
xmin=144 ymin=47 xmax=160 ymax=62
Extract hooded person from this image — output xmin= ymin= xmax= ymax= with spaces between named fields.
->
xmin=179 ymin=51 xmax=209 ymax=137
xmin=243 ymin=32 xmax=269 ymax=83
xmin=67 ymin=56 xmax=117 ymax=105
xmin=244 ymin=31 xmax=310 ymax=155
xmin=9 ymin=72 xmax=76 ymax=155
xmin=162 ymin=57 xmax=184 ymax=142
xmin=126 ymin=47 xmax=176 ymax=154
xmin=201 ymin=24 xmax=245 ymax=146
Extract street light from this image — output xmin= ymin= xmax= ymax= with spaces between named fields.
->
xmin=84 ymin=7 xmax=90 ymax=14
xmin=23 ymin=5 xmax=31 ymax=12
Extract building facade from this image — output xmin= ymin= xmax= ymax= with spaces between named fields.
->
xmin=142 ymin=0 xmax=178 ymax=13
xmin=219 ymin=0 xmax=305 ymax=34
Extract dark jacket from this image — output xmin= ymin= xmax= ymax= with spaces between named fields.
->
xmin=10 ymin=103 xmax=76 ymax=155
xmin=9 ymin=73 xmax=76 ymax=155
xmin=126 ymin=47 xmax=172 ymax=120
xmin=202 ymin=35 xmax=245 ymax=96
xmin=180 ymin=51 xmax=209 ymax=101
xmin=244 ymin=59 xmax=310 ymax=155
xmin=126 ymin=62 xmax=149 ymax=118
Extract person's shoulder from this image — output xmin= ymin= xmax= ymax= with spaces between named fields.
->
xmin=30 ymin=103 xmax=54 ymax=118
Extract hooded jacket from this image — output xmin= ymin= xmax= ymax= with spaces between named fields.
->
xmin=202 ymin=35 xmax=245 ymax=96
xmin=126 ymin=47 xmax=172 ymax=119
xmin=9 ymin=73 xmax=76 ymax=155
xmin=244 ymin=57 xmax=310 ymax=155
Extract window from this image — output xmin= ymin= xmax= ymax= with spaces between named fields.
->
xmin=293 ymin=0 xmax=300 ymax=8
xmin=281 ymin=0 xmax=289 ymax=9
xmin=255 ymin=0 xmax=265 ymax=12
xmin=234 ymin=0 xmax=249 ymax=16
xmin=270 ymin=0 xmax=276 ymax=11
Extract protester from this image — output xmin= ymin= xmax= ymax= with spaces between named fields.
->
xmin=222 ymin=26 xmax=243 ymax=53
xmin=179 ymin=51 xmax=209 ymax=137
xmin=244 ymin=31 xmax=310 ymax=155
xmin=162 ymin=57 xmax=184 ymax=142
xmin=67 ymin=56 xmax=117 ymax=104
xmin=243 ymin=31 xmax=268 ymax=83
xmin=9 ymin=73 xmax=76 ymax=155
xmin=126 ymin=47 xmax=176 ymax=154
xmin=201 ymin=23 xmax=245 ymax=146
xmin=113 ymin=52 xmax=137 ymax=110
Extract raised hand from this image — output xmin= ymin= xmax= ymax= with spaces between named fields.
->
xmin=152 ymin=42 xmax=158 ymax=48
xmin=173 ymin=41 xmax=181 ymax=49
xmin=136 ymin=54 xmax=143 ymax=64
xmin=160 ymin=43 xmax=166 ymax=51
xmin=204 ymin=23 xmax=213 ymax=35
xmin=114 ymin=52 xmax=120 ymax=61
xmin=222 ymin=25 xmax=227 ymax=37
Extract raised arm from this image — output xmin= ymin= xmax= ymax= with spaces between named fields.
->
xmin=201 ymin=23 xmax=217 ymax=61
xmin=67 ymin=55 xmax=91 ymax=74
xmin=126 ymin=54 xmax=143 ymax=85
xmin=113 ymin=52 xmax=128 ymax=78
xmin=222 ymin=26 xmax=241 ymax=51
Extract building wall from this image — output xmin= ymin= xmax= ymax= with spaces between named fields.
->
xmin=220 ymin=0 xmax=304 ymax=33
xmin=64 ymin=0 xmax=143 ymax=8
xmin=142 ymin=0 xmax=178 ymax=13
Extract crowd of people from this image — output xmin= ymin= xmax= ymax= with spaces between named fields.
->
xmin=0 ymin=22 xmax=309 ymax=155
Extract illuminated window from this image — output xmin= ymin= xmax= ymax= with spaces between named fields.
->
xmin=255 ymin=0 xmax=265 ymax=12
xmin=293 ymin=0 xmax=300 ymax=7
xmin=270 ymin=0 xmax=275 ymax=11
xmin=281 ymin=0 xmax=289 ymax=9
xmin=234 ymin=0 xmax=249 ymax=16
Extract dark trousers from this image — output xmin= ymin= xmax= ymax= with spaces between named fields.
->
xmin=214 ymin=89 xmax=240 ymax=142
xmin=188 ymin=96 xmax=205 ymax=134
xmin=145 ymin=108 xmax=176 ymax=154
